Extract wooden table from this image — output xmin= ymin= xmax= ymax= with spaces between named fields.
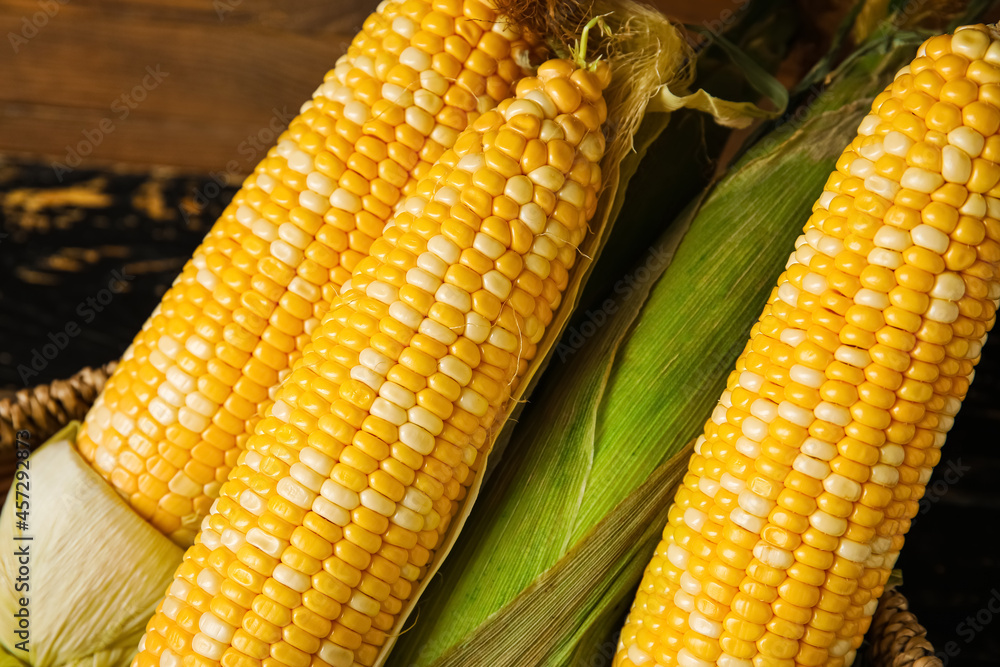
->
xmin=0 ymin=0 xmax=744 ymax=174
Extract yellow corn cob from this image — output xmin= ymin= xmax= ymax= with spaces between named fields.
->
xmin=615 ymin=24 xmax=1000 ymax=667
xmin=133 ymin=53 xmax=609 ymax=666
xmin=75 ymin=0 xmax=535 ymax=546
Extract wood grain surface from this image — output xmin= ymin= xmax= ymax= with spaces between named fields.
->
xmin=0 ymin=0 xmax=738 ymax=174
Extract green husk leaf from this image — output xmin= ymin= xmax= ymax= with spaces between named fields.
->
xmin=388 ymin=27 xmax=928 ymax=667
xmin=421 ymin=444 xmax=693 ymax=667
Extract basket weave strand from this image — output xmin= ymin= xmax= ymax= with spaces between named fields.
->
xmin=868 ymin=588 xmax=942 ymax=667
xmin=0 ymin=362 xmax=116 ymax=452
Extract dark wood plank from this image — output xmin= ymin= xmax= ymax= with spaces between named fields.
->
xmin=0 ymin=0 xmax=376 ymax=171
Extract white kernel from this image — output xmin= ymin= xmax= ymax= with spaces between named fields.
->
xmin=505 ymin=99 xmax=544 ymax=119
xmin=539 ymin=119 xmax=565 ymax=142
xmin=858 ymin=141 xmax=885 ymax=161
xmin=834 ymin=345 xmax=869 ymax=367
xmin=674 ymin=590 xmax=695 ymax=613
xmin=753 ymin=543 xmax=793 ymax=568
xmin=952 ymin=27 xmax=989 ymax=59
xmin=680 ymin=571 xmax=702 ymax=595
xmin=930 ymin=272 xmax=965 ymax=300
xmin=883 ymin=131 xmax=914 ymax=157
xmin=735 ymin=436 xmax=761 ymax=458
xmin=901 ymin=167 xmax=944 ymax=193
xmin=738 ymin=371 xmax=764 ymax=392
xmin=880 ymin=444 xmax=905 ymax=466
xmin=677 ymin=649 xmax=713 ymax=667
xmin=464 ymin=311 xmax=491 ymax=343
xmin=410 ymin=404 xmax=445 ymax=433
xmin=802 ymin=437 xmax=837 ymax=461
xmin=667 ymin=544 xmax=690 ymax=569
xmin=399 ymin=46 xmax=431 ymax=71
xmin=389 ymin=301 xmax=423 ymax=329
xmin=524 ymin=89 xmax=557 ymax=119
xmin=273 ymin=563 xmax=311 ymax=592
xmin=849 ymin=157 xmax=875 ymax=178
xmin=289 ymin=462 xmax=325 ymax=492
xmin=391 ymin=16 xmax=416 ymax=38
xmin=815 ymin=401 xmax=851 ymax=426
xmin=474 ymin=232 xmax=506 ymax=259
xmin=246 ymin=527 xmax=285 ymax=557
xmin=855 ymin=288 xmax=890 ymax=309
xmin=810 ymin=511 xmax=847 ymax=537
xmin=873 ymin=225 xmax=912 ymax=251
xmin=778 ymin=282 xmax=800 ymax=306
xmin=420 ymin=69 xmax=448 ymax=96
xmin=925 ymin=298 xmax=959 ymax=323
xmin=868 ymin=247 xmax=904 ymax=269
xmin=321 ymin=480 xmax=359 ymax=510
xmin=739 ymin=490 xmax=774 ymax=518
xmin=361 ymin=488 xmax=395 ymax=517
xmin=823 ymin=473 xmax=861 ymax=501
xmin=519 ymin=201 xmax=546 ymax=232
xmin=698 ymin=476 xmax=720 ymax=498
xmin=730 ymin=507 xmax=764 ymax=532
xmin=720 ymin=473 xmax=745 ymax=494
xmin=192 ymin=633 xmax=225 ymax=660
xmin=689 ymin=610 xmax=723 ymax=639
xmin=741 ymin=415 xmax=768 ymax=441
xmin=942 ymin=145 xmax=973 ymax=183
xmin=802 ymin=273 xmax=828 ymax=295
xmin=414 ymin=89 xmax=444 ymax=115
xmin=457 ymin=153 xmax=485 ymax=173
xmin=430 ymin=124 xmax=458 ymax=147
xmin=779 ymin=328 xmax=806 ymax=347
xmin=750 ymin=398 xmax=778 ymax=423
xmin=277 ymin=477 xmax=315 ymax=509
xmin=987 ymin=39 xmax=1000 ymax=66
xmin=948 ymin=126 xmax=985 ymax=158
xmin=864 ymin=174 xmax=900 ymax=200
xmin=793 ymin=454 xmax=830 ymax=479
xmin=790 ymin=364 xmax=825 ymax=388
xmin=313 ymin=497 xmax=350 ymax=526
xmin=330 ymin=188 xmax=362 ymax=213
xmin=343 ymin=100 xmax=370 ymax=125
xmin=857 ymin=114 xmax=881 ymax=136
xmin=683 ymin=508 xmax=707 ymax=531
xmin=399 ymin=422 xmax=435 ymax=455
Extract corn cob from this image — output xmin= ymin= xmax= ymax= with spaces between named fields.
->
xmin=75 ymin=0 xmax=535 ymax=546
xmin=132 ymin=48 xmax=609 ymax=666
xmin=615 ymin=24 xmax=1000 ymax=667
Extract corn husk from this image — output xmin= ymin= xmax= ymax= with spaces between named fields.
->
xmin=0 ymin=423 xmax=182 ymax=667
xmin=385 ymin=26 xmax=938 ymax=667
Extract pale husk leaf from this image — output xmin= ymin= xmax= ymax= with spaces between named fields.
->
xmin=0 ymin=424 xmax=183 ymax=667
